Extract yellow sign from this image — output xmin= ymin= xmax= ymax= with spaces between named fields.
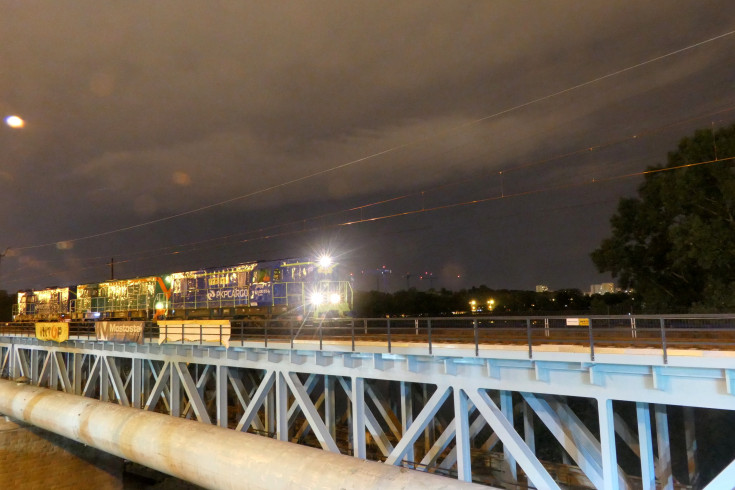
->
xmin=565 ymin=318 xmax=590 ymax=327
xmin=36 ymin=322 xmax=69 ymax=342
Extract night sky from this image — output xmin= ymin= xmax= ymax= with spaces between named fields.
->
xmin=2 ymin=2 xmax=735 ymax=294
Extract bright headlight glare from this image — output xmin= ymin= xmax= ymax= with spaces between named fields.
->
xmin=318 ymin=255 xmax=333 ymax=268
xmin=155 ymin=302 xmax=164 ymax=309
xmin=330 ymin=293 xmax=341 ymax=305
xmin=310 ymin=292 xmax=325 ymax=306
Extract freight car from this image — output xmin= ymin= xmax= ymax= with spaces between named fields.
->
xmin=14 ymin=287 xmax=75 ymax=322
xmin=12 ymin=256 xmax=353 ymax=322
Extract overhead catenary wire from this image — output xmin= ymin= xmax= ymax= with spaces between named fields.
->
xmin=9 ymin=153 xmax=735 ymax=286
xmin=10 ymin=28 xmax=735 ymax=253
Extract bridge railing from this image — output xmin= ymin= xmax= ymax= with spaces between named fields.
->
xmin=2 ymin=315 xmax=735 ymax=361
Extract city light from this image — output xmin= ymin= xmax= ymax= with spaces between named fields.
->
xmin=5 ymin=115 xmax=24 ymax=128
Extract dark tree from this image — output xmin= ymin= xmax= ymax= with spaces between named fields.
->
xmin=591 ymin=124 xmax=735 ymax=309
xmin=0 ymin=290 xmax=14 ymax=321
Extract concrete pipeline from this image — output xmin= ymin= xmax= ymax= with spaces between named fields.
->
xmin=0 ymin=379 xmax=490 ymax=489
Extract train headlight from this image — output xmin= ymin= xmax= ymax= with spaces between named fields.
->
xmin=318 ymin=255 xmax=333 ymax=268
xmin=329 ymin=293 xmax=341 ymax=305
xmin=310 ymin=292 xmax=325 ymax=306
xmin=155 ymin=302 xmax=164 ymax=310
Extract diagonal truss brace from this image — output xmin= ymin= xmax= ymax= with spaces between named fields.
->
xmin=283 ymin=372 xmax=339 ymax=453
xmin=467 ymin=388 xmax=561 ymax=490
xmin=236 ymin=370 xmax=276 ymax=432
xmin=174 ymin=362 xmax=211 ymax=424
xmin=385 ymin=386 xmax=451 ymax=465
xmin=338 ymin=376 xmax=395 ymax=457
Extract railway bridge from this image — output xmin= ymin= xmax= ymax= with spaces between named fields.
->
xmin=1 ymin=315 xmax=734 ymax=489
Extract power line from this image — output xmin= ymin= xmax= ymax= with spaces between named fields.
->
xmin=6 ymin=104 xmax=735 ymax=281
xmin=8 ymin=154 xmax=734 ymax=287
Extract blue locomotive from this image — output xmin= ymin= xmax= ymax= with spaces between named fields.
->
xmin=13 ymin=256 xmax=353 ymax=321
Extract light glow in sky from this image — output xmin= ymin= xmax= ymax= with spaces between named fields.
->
xmin=5 ymin=115 xmax=25 ymax=128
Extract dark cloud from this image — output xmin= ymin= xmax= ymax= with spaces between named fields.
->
xmin=2 ymin=1 xmax=735 ymax=293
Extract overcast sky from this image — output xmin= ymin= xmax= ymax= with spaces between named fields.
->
xmin=2 ymin=1 xmax=735 ymax=293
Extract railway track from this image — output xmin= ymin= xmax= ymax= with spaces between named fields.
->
xmin=3 ymin=315 xmax=735 ymax=355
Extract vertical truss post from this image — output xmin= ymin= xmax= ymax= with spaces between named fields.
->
xmin=598 ymin=398 xmax=620 ymax=490
xmin=170 ymin=361 xmax=181 ymax=417
xmin=501 ymin=390 xmax=517 ymax=482
xmin=131 ymin=358 xmax=142 ymax=408
xmin=683 ymin=406 xmax=698 ymax=486
xmin=10 ymin=345 xmax=19 ymax=379
xmin=352 ymin=376 xmax=366 ymax=459
xmin=423 ymin=384 xmax=432 ymax=454
xmin=325 ymin=375 xmax=336 ymax=441
xmin=216 ymin=365 xmax=228 ymax=428
xmin=400 ymin=381 xmax=414 ymax=465
xmin=454 ymin=388 xmax=471 ymax=482
xmin=266 ymin=386 xmax=275 ymax=435
xmin=73 ymin=353 xmax=83 ymax=395
xmin=99 ymin=356 xmax=109 ymax=402
xmin=49 ymin=350 xmax=58 ymax=390
xmin=636 ymin=402 xmax=655 ymax=490
xmin=30 ymin=349 xmax=39 ymax=384
xmin=276 ymin=372 xmax=288 ymax=441
xmin=523 ymin=400 xmax=535 ymax=454
xmin=655 ymin=404 xmax=673 ymax=490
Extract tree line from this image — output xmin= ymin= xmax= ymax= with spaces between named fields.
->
xmin=354 ymin=286 xmax=639 ymax=317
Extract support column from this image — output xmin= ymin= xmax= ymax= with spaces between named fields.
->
xmin=400 ymin=381 xmax=414 ymax=465
xmin=454 ymin=388 xmax=471 ymax=482
xmin=49 ymin=350 xmax=58 ymax=391
xmin=216 ymin=365 xmax=228 ymax=428
xmin=10 ymin=345 xmax=19 ymax=379
xmin=30 ymin=350 xmax=39 ymax=384
xmin=683 ymin=406 xmax=698 ymax=486
xmin=598 ymin=398 xmax=619 ymax=490
xmin=99 ymin=356 xmax=109 ymax=402
xmin=352 ymin=376 xmax=366 ymax=459
xmin=276 ymin=372 xmax=288 ymax=441
xmin=523 ymin=400 xmax=535 ymax=455
xmin=636 ymin=402 xmax=655 ymax=490
xmin=655 ymin=404 xmax=673 ymax=490
xmin=265 ymin=386 xmax=275 ymax=435
xmin=500 ymin=390 xmax=517 ymax=482
xmin=325 ymin=375 xmax=336 ymax=441
xmin=73 ymin=354 xmax=84 ymax=396
xmin=423 ymin=384 xmax=433 ymax=456
xmin=169 ymin=361 xmax=180 ymax=417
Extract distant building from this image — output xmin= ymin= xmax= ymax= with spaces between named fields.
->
xmin=590 ymin=283 xmax=615 ymax=295
xmin=535 ymin=285 xmax=549 ymax=293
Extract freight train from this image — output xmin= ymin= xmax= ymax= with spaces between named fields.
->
xmin=12 ymin=256 xmax=353 ymax=322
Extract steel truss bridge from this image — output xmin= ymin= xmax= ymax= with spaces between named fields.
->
xmin=1 ymin=315 xmax=734 ymax=489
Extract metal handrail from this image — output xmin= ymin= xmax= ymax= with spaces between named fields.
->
xmin=2 ymin=315 xmax=735 ymax=364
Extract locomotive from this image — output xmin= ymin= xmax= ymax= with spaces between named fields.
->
xmin=13 ymin=256 xmax=353 ymax=322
